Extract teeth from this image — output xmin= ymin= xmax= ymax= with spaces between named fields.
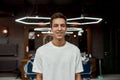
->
xmin=56 ymin=32 xmax=62 ymax=34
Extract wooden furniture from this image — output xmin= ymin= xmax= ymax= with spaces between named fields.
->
xmin=0 ymin=44 xmax=18 ymax=72
xmin=90 ymin=58 xmax=97 ymax=78
xmin=20 ymin=26 xmax=43 ymax=80
xmin=20 ymin=59 xmax=29 ymax=80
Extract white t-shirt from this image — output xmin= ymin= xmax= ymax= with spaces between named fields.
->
xmin=32 ymin=41 xmax=83 ymax=80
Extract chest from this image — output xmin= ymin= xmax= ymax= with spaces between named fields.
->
xmin=42 ymin=49 xmax=76 ymax=66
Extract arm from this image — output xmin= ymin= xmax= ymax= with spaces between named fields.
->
xmin=75 ymin=73 xmax=82 ymax=80
xmin=36 ymin=73 xmax=43 ymax=80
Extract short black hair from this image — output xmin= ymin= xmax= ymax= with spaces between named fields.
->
xmin=50 ymin=12 xmax=67 ymax=27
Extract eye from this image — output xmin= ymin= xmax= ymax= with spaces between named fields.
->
xmin=53 ymin=24 xmax=58 ymax=27
xmin=61 ymin=24 xmax=66 ymax=27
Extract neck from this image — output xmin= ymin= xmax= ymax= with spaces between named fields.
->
xmin=52 ymin=38 xmax=66 ymax=47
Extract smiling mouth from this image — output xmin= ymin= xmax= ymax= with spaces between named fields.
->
xmin=56 ymin=31 xmax=63 ymax=34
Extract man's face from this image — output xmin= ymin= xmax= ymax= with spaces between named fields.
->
xmin=51 ymin=18 xmax=67 ymax=40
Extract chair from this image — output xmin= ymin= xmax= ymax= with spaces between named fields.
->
xmin=24 ymin=58 xmax=36 ymax=80
xmin=81 ymin=59 xmax=92 ymax=80
xmin=24 ymin=57 xmax=91 ymax=80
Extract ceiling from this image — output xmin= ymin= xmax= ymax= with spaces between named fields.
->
xmin=0 ymin=0 xmax=120 ymax=26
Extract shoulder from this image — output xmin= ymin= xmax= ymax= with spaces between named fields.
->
xmin=66 ymin=42 xmax=81 ymax=56
xmin=36 ymin=42 xmax=51 ymax=54
xmin=38 ymin=42 xmax=51 ymax=49
xmin=67 ymin=42 xmax=80 ymax=50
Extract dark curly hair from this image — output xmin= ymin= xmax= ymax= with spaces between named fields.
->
xmin=50 ymin=12 xmax=67 ymax=27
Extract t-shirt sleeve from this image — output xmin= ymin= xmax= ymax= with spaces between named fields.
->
xmin=32 ymin=49 xmax=43 ymax=73
xmin=75 ymin=49 xmax=84 ymax=73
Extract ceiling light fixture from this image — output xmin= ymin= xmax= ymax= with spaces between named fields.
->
xmin=15 ymin=16 xmax=102 ymax=25
xmin=67 ymin=16 xmax=102 ymax=25
xmin=41 ymin=31 xmax=73 ymax=34
xmin=34 ymin=27 xmax=83 ymax=35
xmin=34 ymin=27 xmax=83 ymax=32
xmin=15 ymin=16 xmax=50 ymax=25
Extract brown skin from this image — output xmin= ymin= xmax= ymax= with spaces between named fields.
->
xmin=75 ymin=73 xmax=82 ymax=80
xmin=36 ymin=18 xmax=82 ymax=80
xmin=51 ymin=18 xmax=67 ymax=47
xmin=36 ymin=73 xmax=42 ymax=80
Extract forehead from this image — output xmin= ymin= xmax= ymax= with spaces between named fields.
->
xmin=52 ymin=18 xmax=66 ymax=24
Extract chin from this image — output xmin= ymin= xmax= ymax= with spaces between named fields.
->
xmin=57 ymin=37 xmax=63 ymax=40
xmin=54 ymin=34 xmax=65 ymax=40
xmin=56 ymin=37 xmax=64 ymax=40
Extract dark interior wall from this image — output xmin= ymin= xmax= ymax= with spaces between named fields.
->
xmin=91 ymin=25 xmax=104 ymax=76
xmin=103 ymin=26 xmax=120 ymax=74
xmin=0 ymin=17 xmax=24 ymax=71
xmin=91 ymin=25 xmax=104 ymax=59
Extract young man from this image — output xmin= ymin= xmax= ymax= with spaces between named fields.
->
xmin=32 ymin=12 xmax=84 ymax=80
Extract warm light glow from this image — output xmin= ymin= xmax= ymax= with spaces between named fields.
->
xmin=36 ymin=34 xmax=40 ymax=37
xmin=74 ymin=34 xmax=77 ymax=37
xmin=38 ymin=22 xmax=48 ymax=26
xmin=2 ymin=29 xmax=8 ymax=34
xmin=26 ymin=46 xmax=29 ymax=53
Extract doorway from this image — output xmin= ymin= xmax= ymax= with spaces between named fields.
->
xmin=103 ymin=27 xmax=120 ymax=74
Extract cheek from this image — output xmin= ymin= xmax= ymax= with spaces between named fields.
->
xmin=51 ymin=28 xmax=55 ymax=32
xmin=64 ymin=28 xmax=67 ymax=32
xmin=51 ymin=27 xmax=54 ymax=31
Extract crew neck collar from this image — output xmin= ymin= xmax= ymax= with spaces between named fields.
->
xmin=50 ymin=41 xmax=67 ymax=48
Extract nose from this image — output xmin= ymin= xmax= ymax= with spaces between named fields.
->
xmin=58 ymin=25 xmax=62 ymax=30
